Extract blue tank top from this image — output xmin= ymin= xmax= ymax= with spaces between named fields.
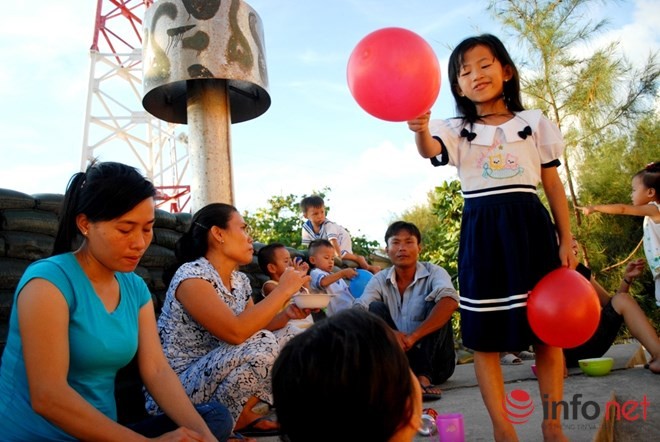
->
xmin=0 ymin=253 xmax=151 ymax=440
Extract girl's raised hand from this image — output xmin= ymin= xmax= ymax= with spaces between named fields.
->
xmin=407 ymin=111 xmax=431 ymax=133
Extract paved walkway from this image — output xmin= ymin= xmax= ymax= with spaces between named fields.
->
xmin=255 ymin=342 xmax=660 ymax=441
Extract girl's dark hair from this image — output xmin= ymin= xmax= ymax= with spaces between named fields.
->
xmin=52 ymin=161 xmax=156 ymax=255
xmin=634 ymin=161 xmax=660 ymax=195
xmin=175 ymin=203 xmax=238 ymax=263
xmin=448 ymin=34 xmax=524 ymax=123
xmin=273 ymin=309 xmax=415 ymax=442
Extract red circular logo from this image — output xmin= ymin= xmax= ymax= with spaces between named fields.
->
xmin=503 ymin=389 xmax=535 ymax=424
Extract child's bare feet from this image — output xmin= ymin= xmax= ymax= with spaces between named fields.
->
xmin=648 ymin=357 xmax=660 ymax=374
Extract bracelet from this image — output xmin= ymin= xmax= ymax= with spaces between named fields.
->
xmin=623 ymin=278 xmax=632 ymax=285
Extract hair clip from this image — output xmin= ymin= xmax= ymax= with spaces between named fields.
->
xmin=518 ymin=126 xmax=532 ymax=139
xmin=194 ymin=221 xmax=209 ymax=230
xmin=460 ymin=128 xmax=476 ymax=141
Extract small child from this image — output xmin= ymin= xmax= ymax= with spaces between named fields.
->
xmin=308 ymin=239 xmax=357 ymax=316
xmin=257 ymin=243 xmax=311 ymax=297
xmin=300 ymin=195 xmax=381 ymax=274
xmin=257 ymin=243 xmax=314 ymax=328
xmin=579 ymin=161 xmax=660 ymax=307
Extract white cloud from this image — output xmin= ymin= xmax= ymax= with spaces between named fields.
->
xmin=0 ymin=162 xmax=77 ymax=195
xmin=577 ymin=0 xmax=658 ymax=68
xmin=297 ymin=49 xmax=344 ymax=65
xmin=233 ymin=139 xmax=456 ymax=244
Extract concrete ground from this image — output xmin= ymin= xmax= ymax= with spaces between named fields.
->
xmin=254 ymin=342 xmax=660 ymax=441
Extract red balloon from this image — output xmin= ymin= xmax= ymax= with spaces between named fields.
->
xmin=347 ymin=27 xmax=441 ymax=122
xmin=527 ymin=268 xmax=600 ymax=349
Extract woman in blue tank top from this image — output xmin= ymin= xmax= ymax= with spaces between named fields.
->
xmin=0 ymin=161 xmax=232 ymax=441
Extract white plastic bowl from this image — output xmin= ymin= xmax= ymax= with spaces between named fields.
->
xmin=292 ymin=293 xmax=331 ymax=309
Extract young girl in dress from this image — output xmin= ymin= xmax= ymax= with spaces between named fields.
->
xmin=408 ymin=34 xmax=576 ymax=441
xmin=579 ymin=161 xmax=660 ymax=307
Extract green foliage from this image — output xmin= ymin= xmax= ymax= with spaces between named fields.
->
xmin=242 ymin=188 xmax=379 ymax=259
xmin=488 ymin=0 xmax=659 ymax=239
xmin=351 ymin=235 xmax=381 ymax=261
xmin=400 ymin=180 xmax=462 ymax=279
xmin=242 ymin=193 xmax=305 ymax=248
xmin=575 ymin=115 xmax=660 ymax=329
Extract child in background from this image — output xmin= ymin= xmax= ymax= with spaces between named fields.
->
xmin=308 ymin=239 xmax=357 ymax=316
xmin=565 ymin=237 xmax=660 ymax=373
xmin=257 ymin=243 xmax=310 ymax=297
xmin=579 ymin=161 xmax=660 ymax=307
xmin=257 ymin=243 xmax=314 ymax=328
xmin=300 ymin=195 xmax=381 ymax=274
xmin=408 ymin=34 xmax=576 ymax=441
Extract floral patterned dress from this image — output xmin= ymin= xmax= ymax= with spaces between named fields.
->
xmin=144 ymin=257 xmax=300 ymax=422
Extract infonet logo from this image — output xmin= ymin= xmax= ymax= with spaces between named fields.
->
xmin=503 ymin=389 xmax=651 ymax=425
xmin=503 ymin=389 xmax=535 ymax=424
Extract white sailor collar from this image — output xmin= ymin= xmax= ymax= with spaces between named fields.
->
xmin=448 ymin=109 xmax=543 ymax=145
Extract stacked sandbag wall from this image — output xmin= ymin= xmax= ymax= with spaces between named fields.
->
xmin=0 ymin=189 xmax=62 ymax=357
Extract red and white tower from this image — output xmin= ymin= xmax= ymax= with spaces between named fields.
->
xmin=81 ymin=0 xmax=191 ymax=212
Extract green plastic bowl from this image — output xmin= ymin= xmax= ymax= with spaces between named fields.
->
xmin=578 ymin=357 xmax=614 ymax=376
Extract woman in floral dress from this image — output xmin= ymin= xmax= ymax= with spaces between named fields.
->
xmin=145 ymin=203 xmax=311 ymax=436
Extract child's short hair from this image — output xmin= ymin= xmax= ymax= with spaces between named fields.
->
xmin=257 ymin=242 xmax=286 ymax=276
xmin=300 ymin=195 xmax=325 ymax=213
xmin=308 ymin=239 xmax=333 ymax=257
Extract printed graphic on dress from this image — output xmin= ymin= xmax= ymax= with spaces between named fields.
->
xmin=477 ymin=128 xmax=524 ymax=179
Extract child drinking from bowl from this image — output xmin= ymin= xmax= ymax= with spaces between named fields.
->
xmin=308 ymin=239 xmax=357 ymax=316
xmin=257 ymin=242 xmax=315 ymax=328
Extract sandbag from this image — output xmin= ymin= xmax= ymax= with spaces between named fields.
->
xmin=0 ymin=258 xmax=30 ymax=291
xmin=0 ymin=189 xmax=36 ymax=210
xmin=32 ymin=193 xmax=64 ymax=215
xmin=139 ymin=244 xmax=176 ymax=268
xmin=0 ymin=231 xmax=54 ymax=261
xmin=1 ymin=209 xmax=59 ymax=236
xmin=154 ymin=209 xmax=178 ymax=230
xmin=174 ymin=212 xmax=192 ymax=233
xmin=0 ymin=290 xmax=14 ymax=322
xmin=153 ymin=228 xmax=182 ymax=249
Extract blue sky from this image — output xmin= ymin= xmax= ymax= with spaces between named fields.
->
xmin=0 ymin=0 xmax=657 ymax=245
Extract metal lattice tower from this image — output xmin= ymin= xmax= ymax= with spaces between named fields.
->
xmin=81 ymin=0 xmax=191 ymax=212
